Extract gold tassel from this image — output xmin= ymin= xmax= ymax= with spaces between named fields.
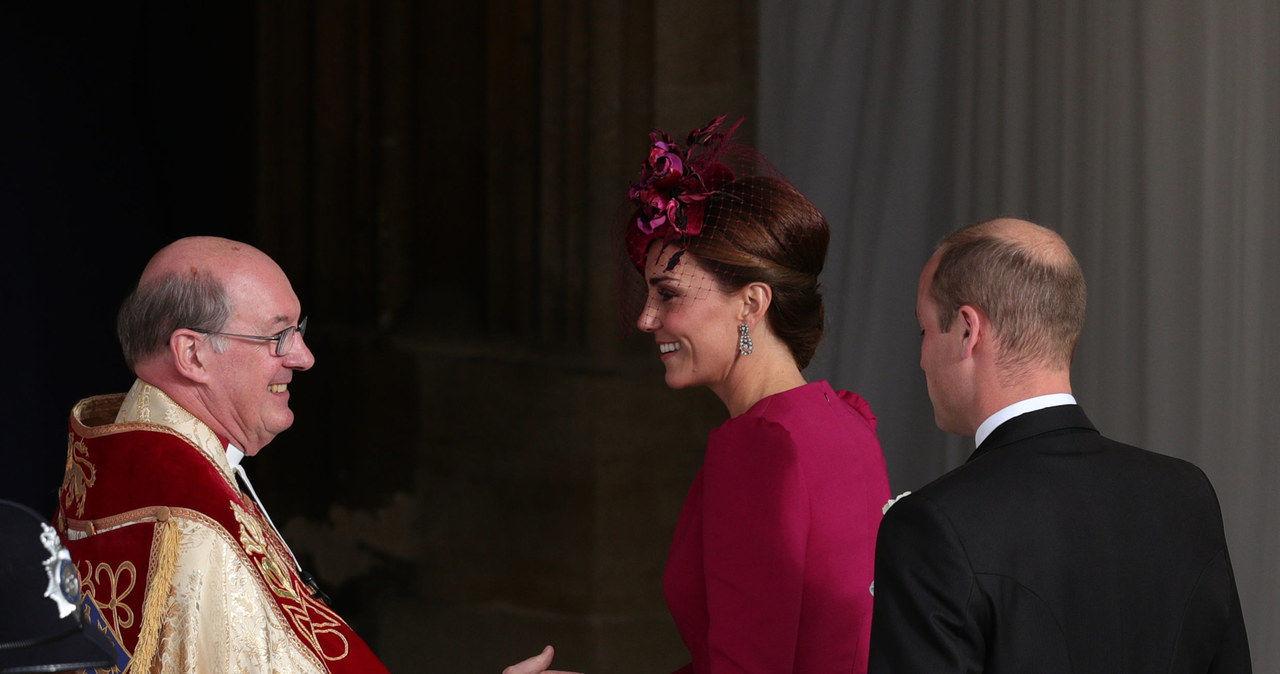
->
xmin=131 ymin=516 xmax=180 ymax=671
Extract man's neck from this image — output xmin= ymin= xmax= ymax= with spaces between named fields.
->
xmin=973 ymin=365 xmax=1073 ymax=428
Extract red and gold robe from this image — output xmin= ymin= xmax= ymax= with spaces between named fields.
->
xmin=55 ymin=380 xmax=389 ymax=673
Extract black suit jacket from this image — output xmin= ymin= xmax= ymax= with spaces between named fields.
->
xmin=869 ymin=405 xmax=1250 ymax=673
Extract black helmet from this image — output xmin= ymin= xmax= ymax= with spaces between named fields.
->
xmin=0 ymin=500 xmax=116 ymax=673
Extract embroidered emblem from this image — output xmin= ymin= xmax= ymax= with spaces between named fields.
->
xmin=232 ymin=501 xmax=298 ymax=601
xmin=231 ymin=501 xmax=352 ymax=661
xmin=63 ymin=433 xmax=97 ymax=517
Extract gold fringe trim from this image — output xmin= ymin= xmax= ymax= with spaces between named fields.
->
xmin=131 ymin=518 xmax=180 ymax=672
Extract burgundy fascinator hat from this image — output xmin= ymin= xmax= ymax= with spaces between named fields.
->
xmin=624 ymin=114 xmax=750 ymax=270
xmin=618 ymin=115 xmax=831 ymax=366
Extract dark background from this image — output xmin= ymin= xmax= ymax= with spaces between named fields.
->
xmin=3 ymin=3 xmax=252 ymax=515
xmin=1 ymin=3 xmax=754 ymax=670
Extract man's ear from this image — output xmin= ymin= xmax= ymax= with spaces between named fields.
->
xmin=170 ymin=330 xmax=213 ymax=383
xmin=956 ymin=305 xmax=984 ymax=358
xmin=740 ymin=282 xmax=773 ymax=325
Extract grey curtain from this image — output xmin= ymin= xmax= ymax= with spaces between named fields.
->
xmin=758 ymin=1 xmax=1279 ymax=667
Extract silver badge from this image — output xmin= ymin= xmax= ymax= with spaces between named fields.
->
xmin=39 ymin=522 xmax=78 ymax=619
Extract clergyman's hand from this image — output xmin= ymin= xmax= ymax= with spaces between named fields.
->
xmin=503 ymin=645 xmax=581 ymax=674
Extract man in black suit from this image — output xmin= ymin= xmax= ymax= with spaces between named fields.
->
xmin=869 ymin=218 xmax=1250 ymax=672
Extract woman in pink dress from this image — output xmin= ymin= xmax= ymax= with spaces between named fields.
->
xmin=622 ymin=116 xmax=892 ymax=674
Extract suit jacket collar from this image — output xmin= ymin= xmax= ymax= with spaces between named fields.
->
xmin=968 ymin=404 xmax=1098 ymax=463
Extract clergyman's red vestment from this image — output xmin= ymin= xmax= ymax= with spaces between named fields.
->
xmin=56 ymin=381 xmax=389 ymax=673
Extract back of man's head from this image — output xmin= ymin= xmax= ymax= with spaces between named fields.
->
xmin=930 ymin=218 xmax=1086 ymax=382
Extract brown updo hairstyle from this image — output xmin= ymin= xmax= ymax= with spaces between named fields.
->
xmin=682 ymin=175 xmax=830 ymax=369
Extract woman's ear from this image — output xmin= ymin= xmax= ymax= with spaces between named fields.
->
xmin=740 ymin=282 xmax=773 ymax=324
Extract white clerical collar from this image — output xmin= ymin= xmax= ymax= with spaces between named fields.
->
xmin=974 ymin=393 xmax=1077 ymax=447
xmin=226 ymin=444 xmax=245 ymax=471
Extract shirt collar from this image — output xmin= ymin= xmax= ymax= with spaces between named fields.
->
xmin=975 ymin=393 xmax=1077 ymax=447
xmin=226 ymin=444 xmax=246 ymax=471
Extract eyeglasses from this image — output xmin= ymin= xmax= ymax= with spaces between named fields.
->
xmin=189 ymin=316 xmax=308 ymax=357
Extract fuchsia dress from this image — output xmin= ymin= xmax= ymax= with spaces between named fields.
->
xmin=664 ymin=380 xmax=891 ymax=674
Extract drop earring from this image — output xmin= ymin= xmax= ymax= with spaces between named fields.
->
xmin=738 ymin=322 xmax=753 ymax=356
